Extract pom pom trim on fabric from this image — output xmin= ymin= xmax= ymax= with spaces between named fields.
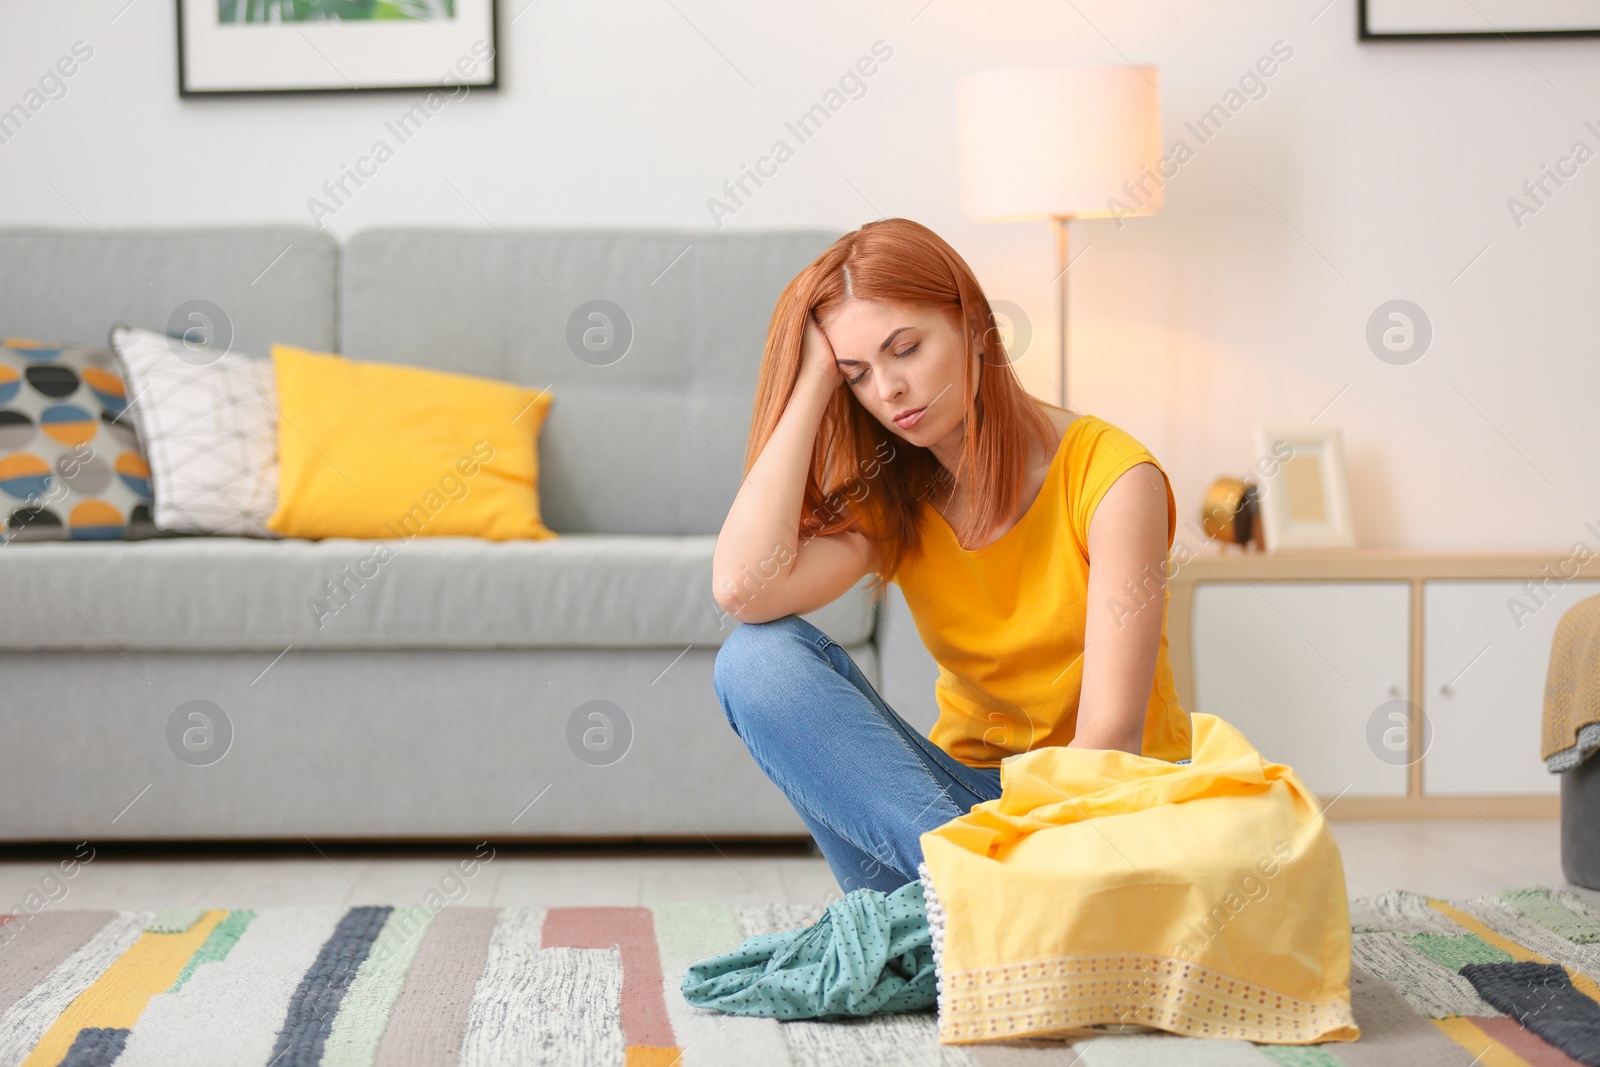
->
xmin=933 ymin=949 xmax=1359 ymax=1045
xmin=916 ymin=860 xmax=946 ymax=1020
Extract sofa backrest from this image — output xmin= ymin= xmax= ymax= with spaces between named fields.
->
xmin=0 ymin=223 xmax=841 ymax=537
xmin=339 ymin=227 xmax=840 ymax=535
xmin=0 ymin=225 xmax=339 ymax=357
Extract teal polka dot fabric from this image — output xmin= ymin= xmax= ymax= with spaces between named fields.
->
xmin=680 ymin=878 xmax=936 ymax=1019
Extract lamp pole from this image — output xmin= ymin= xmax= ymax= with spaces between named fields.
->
xmin=1052 ymin=215 xmax=1072 ymax=411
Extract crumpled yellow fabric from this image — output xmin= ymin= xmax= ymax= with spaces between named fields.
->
xmin=917 ymin=712 xmax=1361 ymax=1046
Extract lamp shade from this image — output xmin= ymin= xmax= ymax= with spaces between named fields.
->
xmin=956 ymin=65 xmax=1163 ymax=222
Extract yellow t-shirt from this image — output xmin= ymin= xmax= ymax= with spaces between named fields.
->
xmin=877 ymin=413 xmax=1191 ymax=768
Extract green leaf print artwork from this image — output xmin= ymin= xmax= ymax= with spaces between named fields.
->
xmin=218 ymin=0 xmax=456 ymax=23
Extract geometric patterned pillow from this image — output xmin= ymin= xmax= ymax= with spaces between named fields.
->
xmin=108 ymin=323 xmax=279 ymax=537
xmin=0 ymin=337 xmax=158 ymax=541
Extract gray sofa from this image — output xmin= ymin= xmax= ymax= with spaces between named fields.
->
xmin=0 ymin=224 xmax=940 ymax=843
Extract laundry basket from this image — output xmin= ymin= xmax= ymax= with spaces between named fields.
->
xmin=1544 ymin=593 xmax=1600 ymax=890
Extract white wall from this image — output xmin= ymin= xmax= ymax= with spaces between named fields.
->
xmin=3 ymin=0 xmax=1597 ymax=553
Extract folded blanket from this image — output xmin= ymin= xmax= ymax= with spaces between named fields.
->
xmin=679 ymin=878 xmax=936 ymax=1019
xmin=918 ymin=712 xmax=1360 ymax=1046
xmin=1543 ymin=592 xmax=1600 ymax=773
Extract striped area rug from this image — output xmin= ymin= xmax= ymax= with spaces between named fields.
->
xmin=1 ymin=886 xmax=1599 ymax=1066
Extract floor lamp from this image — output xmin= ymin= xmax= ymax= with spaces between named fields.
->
xmin=955 ymin=65 xmax=1163 ymax=410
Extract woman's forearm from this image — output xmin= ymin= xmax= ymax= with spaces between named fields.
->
xmin=711 ymin=369 xmax=837 ymax=617
xmin=1067 ymin=710 xmax=1146 ymax=756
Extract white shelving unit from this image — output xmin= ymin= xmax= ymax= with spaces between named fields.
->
xmin=1191 ymin=580 xmax=1411 ymax=799
xmin=1169 ymin=550 xmax=1600 ymax=818
xmin=1421 ymin=579 xmax=1600 ymax=796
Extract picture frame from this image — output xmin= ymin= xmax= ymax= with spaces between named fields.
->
xmin=1359 ymin=0 xmax=1600 ymax=40
xmin=176 ymin=0 xmax=498 ymax=98
xmin=1252 ymin=424 xmax=1358 ymax=552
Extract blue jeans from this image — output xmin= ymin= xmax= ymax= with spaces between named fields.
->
xmin=713 ymin=612 xmax=1004 ymax=894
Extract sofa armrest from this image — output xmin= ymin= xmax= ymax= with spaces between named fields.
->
xmin=872 ymin=583 xmax=942 ymax=736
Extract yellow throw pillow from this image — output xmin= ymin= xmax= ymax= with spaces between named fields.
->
xmin=267 ymin=343 xmax=557 ymax=541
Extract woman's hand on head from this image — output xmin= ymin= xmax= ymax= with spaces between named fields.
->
xmin=800 ymin=313 xmax=844 ymax=390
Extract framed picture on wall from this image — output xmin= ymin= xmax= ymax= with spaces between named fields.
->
xmin=1360 ymin=0 xmax=1600 ymax=39
xmin=1252 ymin=425 xmax=1358 ymax=552
xmin=177 ymin=0 xmax=498 ymax=97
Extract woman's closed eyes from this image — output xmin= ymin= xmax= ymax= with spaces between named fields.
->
xmin=848 ymin=342 xmax=919 ymax=386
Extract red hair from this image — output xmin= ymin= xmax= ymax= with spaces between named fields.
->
xmin=744 ymin=217 xmax=1063 ymax=599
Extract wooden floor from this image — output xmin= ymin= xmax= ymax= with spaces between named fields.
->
xmin=0 ymin=820 xmax=1595 ymax=912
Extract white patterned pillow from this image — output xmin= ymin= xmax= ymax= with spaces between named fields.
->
xmin=109 ymin=323 xmax=279 ymax=537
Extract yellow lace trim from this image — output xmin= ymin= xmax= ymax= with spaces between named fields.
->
xmin=937 ymin=952 xmax=1358 ymax=1044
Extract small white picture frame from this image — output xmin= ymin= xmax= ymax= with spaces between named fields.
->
xmin=1252 ymin=424 xmax=1357 ymax=552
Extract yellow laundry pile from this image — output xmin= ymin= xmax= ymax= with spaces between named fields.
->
xmin=916 ymin=712 xmax=1361 ymax=1046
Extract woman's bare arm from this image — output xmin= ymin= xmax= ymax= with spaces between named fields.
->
xmin=1073 ymin=462 xmax=1172 ymax=755
xmin=712 ymin=318 xmax=879 ymax=625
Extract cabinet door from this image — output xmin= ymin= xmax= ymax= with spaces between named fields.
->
xmin=1192 ymin=581 xmax=1411 ymax=797
xmin=1422 ymin=579 xmax=1600 ymax=796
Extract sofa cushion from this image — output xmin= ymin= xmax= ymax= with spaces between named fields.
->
xmin=0 ymin=534 xmax=878 ymax=651
xmin=339 ymin=228 xmax=843 ymax=536
xmin=0 ymin=225 xmax=339 ymax=357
